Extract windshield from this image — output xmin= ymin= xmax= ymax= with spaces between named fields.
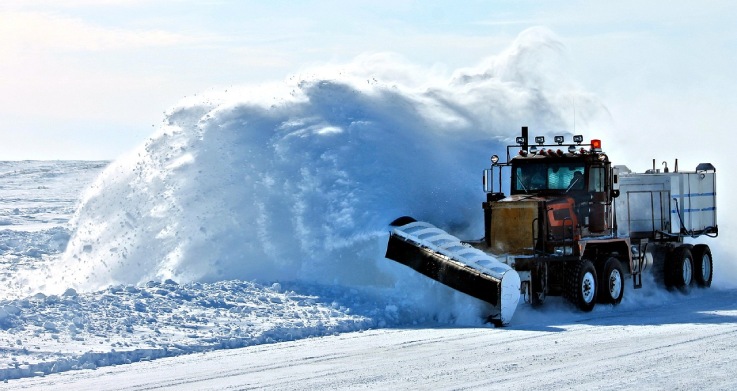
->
xmin=514 ymin=162 xmax=585 ymax=193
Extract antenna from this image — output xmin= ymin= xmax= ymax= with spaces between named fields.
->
xmin=572 ymin=96 xmax=576 ymax=133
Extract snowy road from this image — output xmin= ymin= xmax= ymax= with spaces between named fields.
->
xmin=13 ymin=289 xmax=737 ymax=390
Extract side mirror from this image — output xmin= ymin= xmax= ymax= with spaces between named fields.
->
xmin=483 ymin=169 xmax=493 ymax=193
xmin=611 ymin=167 xmax=620 ymax=198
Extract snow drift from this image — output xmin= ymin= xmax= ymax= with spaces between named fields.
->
xmin=43 ymin=28 xmax=604 ymax=300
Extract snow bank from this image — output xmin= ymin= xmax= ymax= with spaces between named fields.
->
xmin=0 ymin=279 xmax=380 ymax=381
xmin=41 ymin=27 xmax=602 ymax=303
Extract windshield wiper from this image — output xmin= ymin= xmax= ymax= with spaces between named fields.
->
xmin=517 ymin=176 xmax=529 ymax=194
xmin=565 ymin=177 xmax=581 ymax=193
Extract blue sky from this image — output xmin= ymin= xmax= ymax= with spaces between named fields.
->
xmin=1 ymin=0 xmax=735 ymax=159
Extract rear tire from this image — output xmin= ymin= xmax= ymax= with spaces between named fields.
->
xmin=599 ymin=257 xmax=625 ymax=305
xmin=565 ymin=259 xmax=597 ymax=312
xmin=692 ymin=244 xmax=713 ymax=288
xmin=669 ymin=246 xmax=693 ymax=292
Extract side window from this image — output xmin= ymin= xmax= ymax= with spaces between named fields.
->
xmin=589 ymin=167 xmax=605 ymax=192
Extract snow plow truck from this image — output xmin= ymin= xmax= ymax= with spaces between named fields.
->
xmin=385 ymin=127 xmax=717 ymax=326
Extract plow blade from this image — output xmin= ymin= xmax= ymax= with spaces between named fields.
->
xmin=385 ymin=220 xmax=521 ymax=325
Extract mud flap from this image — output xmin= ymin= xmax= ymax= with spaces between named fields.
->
xmin=385 ymin=221 xmax=521 ymax=325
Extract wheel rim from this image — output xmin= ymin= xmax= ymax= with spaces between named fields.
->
xmin=701 ymin=254 xmax=711 ymax=281
xmin=608 ymin=269 xmax=622 ymax=299
xmin=682 ymin=256 xmax=693 ymax=285
xmin=581 ymin=271 xmax=596 ymax=304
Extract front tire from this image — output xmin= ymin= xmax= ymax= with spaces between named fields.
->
xmin=599 ymin=257 xmax=625 ymax=305
xmin=566 ymin=259 xmax=597 ymax=312
xmin=692 ymin=244 xmax=713 ymax=288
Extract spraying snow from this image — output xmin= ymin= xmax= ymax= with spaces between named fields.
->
xmin=37 ymin=27 xmax=602 ymax=302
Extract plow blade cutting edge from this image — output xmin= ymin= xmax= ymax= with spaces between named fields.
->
xmin=385 ymin=220 xmax=521 ymax=326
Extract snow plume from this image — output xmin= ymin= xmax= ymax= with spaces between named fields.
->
xmin=42 ymin=28 xmax=604 ymax=310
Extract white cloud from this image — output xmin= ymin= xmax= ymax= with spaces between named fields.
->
xmin=1 ymin=0 xmax=160 ymax=8
xmin=0 ymin=11 xmax=198 ymax=53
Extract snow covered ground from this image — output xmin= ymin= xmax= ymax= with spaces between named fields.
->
xmin=4 ymin=187 xmax=736 ymax=390
xmin=3 ymin=29 xmax=737 ymax=388
xmin=12 ymin=291 xmax=737 ymax=390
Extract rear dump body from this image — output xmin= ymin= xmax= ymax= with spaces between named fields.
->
xmin=385 ymin=221 xmax=520 ymax=326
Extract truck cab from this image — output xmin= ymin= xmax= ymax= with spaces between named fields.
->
xmin=483 ymin=135 xmax=616 ymax=257
xmin=510 ymin=151 xmax=613 ymax=235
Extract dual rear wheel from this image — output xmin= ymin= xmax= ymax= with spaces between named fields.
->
xmin=667 ymin=245 xmax=713 ymax=290
xmin=565 ymin=244 xmax=712 ymax=311
xmin=565 ymin=257 xmax=625 ymax=312
xmin=599 ymin=257 xmax=625 ymax=305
